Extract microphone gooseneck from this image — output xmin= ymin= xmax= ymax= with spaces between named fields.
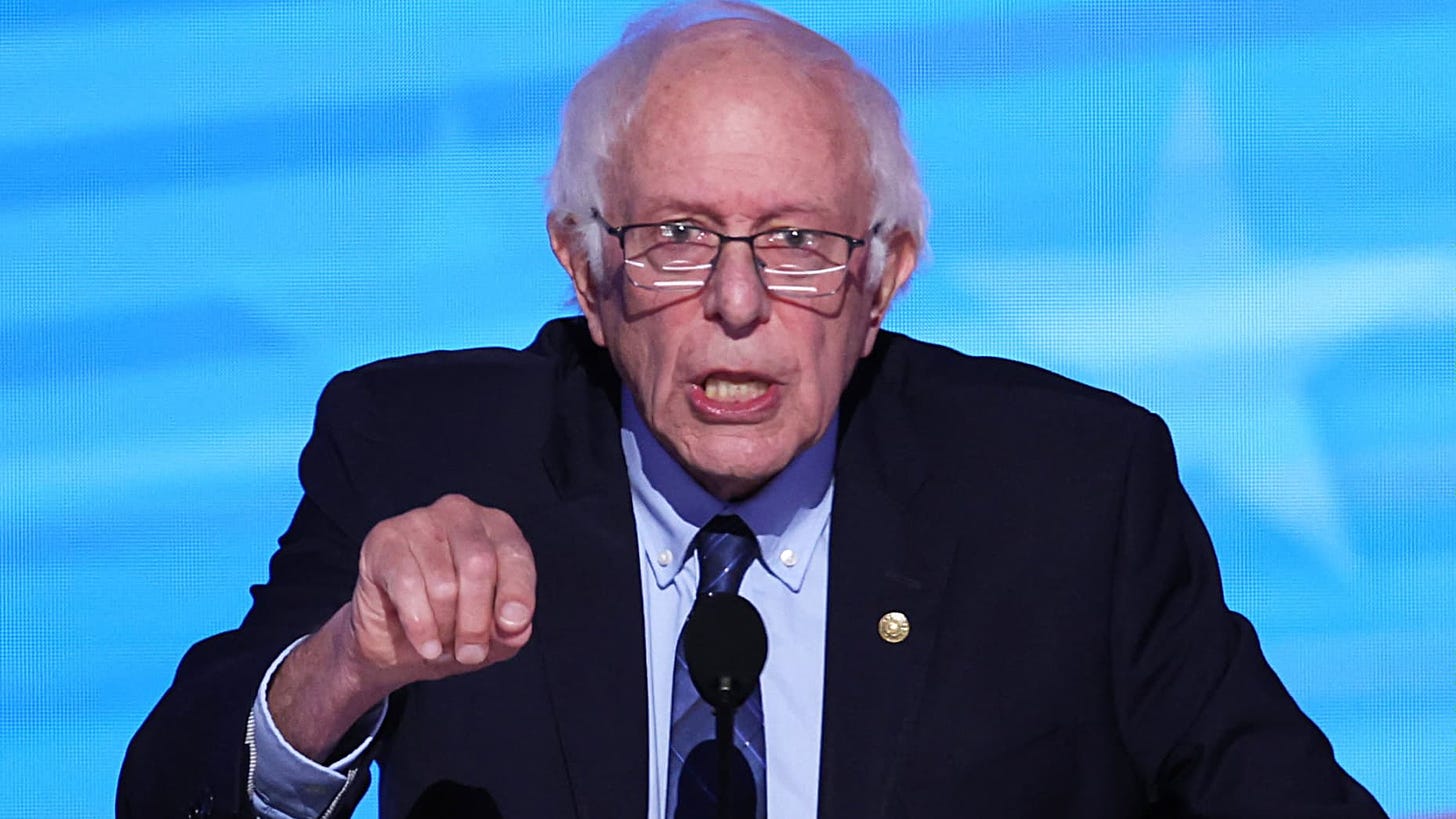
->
xmin=681 ymin=592 xmax=768 ymax=818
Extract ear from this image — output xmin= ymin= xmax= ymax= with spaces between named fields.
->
xmin=859 ymin=228 xmax=918 ymax=357
xmin=548 ymin=212 xmax=608 ymax=348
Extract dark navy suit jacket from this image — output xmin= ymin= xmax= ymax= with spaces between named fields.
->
xmin=118 ymin=317 xmax=1385 ymax=818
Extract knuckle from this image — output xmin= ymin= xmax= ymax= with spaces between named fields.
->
xmin=456 ymin=550 xmax=497 ymax=578
xmin=365 ymin=508 xmax=445 ymax=554
xmin=399 ymin=608 xmax=430 ymax=631
xmin=500 ymin=556 xmax=537 ymax=589
xmin=389 ymin=572 xmax=423 ymax=597
xmin=429 ymin=577 xmax=459 ymax=602
xmin=433 ymin=493 xmax=474 ymax=513
xmin=477 ymin=506 xmax=518 ymax=532
xmin=362 ymin=518 xmax=404 ymax=550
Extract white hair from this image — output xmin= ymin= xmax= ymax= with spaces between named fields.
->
xmin=546 ymin=0 xmax=927 ymax=285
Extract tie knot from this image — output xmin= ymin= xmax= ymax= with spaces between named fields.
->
xmin=692 ymin=515 xmax=759 ymax=596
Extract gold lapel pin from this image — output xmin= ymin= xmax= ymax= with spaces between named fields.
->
xmin=878 ymin=611 xmax=910 ymax=644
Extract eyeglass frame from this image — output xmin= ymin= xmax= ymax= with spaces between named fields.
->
xmin=590 ymin=209 xmax=875 ymax=298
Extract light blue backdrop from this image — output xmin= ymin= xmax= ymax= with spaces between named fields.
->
xmin=2 ymin=2 xmax=1451 ymax=816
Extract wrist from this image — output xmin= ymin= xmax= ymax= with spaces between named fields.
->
xmin=328 ymin=602 xmax=400 ymax=708
xmin=267 ymin=606 xmax=391 ymax=761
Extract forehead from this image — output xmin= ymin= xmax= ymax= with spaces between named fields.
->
xmin=614 ymin=24 xmax=871 ymax=224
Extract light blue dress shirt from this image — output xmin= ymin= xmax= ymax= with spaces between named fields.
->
xmin=621 ymin=389 xmax=833 ymax=819
xmin=248 ymin=389 xmax=835 ymax=819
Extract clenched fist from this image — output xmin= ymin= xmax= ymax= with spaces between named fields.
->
xmin=351 ymin=493 xmax=536 ymax=685
xmin=268 ymin=494 xmax=536 ymax=761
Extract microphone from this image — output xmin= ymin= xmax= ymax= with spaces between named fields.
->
xmin=681 ymin=592 xmax=768 ymax=819
xmin=682 ymin=592 xmax=768 ymax=709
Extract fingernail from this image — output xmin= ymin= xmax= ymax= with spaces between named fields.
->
xmin=456 ymin=644 xmax=486 ymax=665
xmin=499 ymin=602 xmax=530 ymax=627
xmin=420 ymin=639 xmax=442 ymax=660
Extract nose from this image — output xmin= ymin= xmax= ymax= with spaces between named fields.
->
xmin=700 ymin=239 xmax=772 ymax=335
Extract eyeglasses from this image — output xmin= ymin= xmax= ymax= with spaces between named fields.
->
xmin=592 ymin=210 xmax=870 ymax=298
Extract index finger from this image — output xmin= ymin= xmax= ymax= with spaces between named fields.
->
xmin=478 ymin=509 xmax=536 ymax=640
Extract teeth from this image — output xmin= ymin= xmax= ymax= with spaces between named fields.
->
xmin=704 ymin=377 xmax=769 ymax=403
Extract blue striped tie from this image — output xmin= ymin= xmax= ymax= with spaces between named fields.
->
xmin=667 ymin=515 xmax=767 ymax=819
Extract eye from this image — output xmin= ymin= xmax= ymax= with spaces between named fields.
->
xmin=656 ymin=223 xmax=711 ymax=244
xmin=765 ymin=228 xmax=821 ymax=249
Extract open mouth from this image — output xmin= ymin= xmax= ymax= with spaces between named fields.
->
xmin=690 ymin=372 xmax=779 ymax=419
xmin=702 ymin=375 xmax=770 ymax=403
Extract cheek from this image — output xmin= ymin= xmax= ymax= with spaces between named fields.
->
xmin=794 ymin=316 xmax=866 ymax=415
xmin=609 ymin=313 xmax=682 ymax=409
xmin=821 ymin=298 xmax=873 ymax=375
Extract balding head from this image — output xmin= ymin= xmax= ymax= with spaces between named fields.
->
xmin=612 ymin=20 xmax=873 ymax=236
xmin=547 ymin=1 xmax=925 ymax=285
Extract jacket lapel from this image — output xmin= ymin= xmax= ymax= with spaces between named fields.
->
xmin=817 ymin=340 xmax=957 ymax=818
xmin=513 ymin=321 xmax=958 ymax=818
xmin=524 ymin=494 xmax=648 ymax=819
xmin=516 ymin=324 xmax=650 ymax=819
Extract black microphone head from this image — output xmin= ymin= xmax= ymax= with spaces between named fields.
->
xmin=681 ymin=592 xmax=768 ymax=710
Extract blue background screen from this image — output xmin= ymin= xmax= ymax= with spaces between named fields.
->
xmin=2 ymin=2 xmax=1451 ymax=815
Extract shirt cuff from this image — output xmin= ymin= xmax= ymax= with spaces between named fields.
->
xmin=248 ymin=636 xmax=388 ymax=819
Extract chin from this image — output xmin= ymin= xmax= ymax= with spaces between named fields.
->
xmin=681 ymin=438 xmax=797 ymax=500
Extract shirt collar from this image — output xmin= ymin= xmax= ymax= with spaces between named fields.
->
xmin=620 ymin=387 xmax=836 ymax=593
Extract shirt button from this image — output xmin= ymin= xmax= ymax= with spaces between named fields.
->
xmin=779 ymin=549 xmax=797 ymax=567
xmin=657 ymin=550 xmax=672 ymax=566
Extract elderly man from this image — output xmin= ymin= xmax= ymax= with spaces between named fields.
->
xmin=120 ymin=2 xmax=1385 ymax=818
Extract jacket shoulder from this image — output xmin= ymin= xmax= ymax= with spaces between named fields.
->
xmin=865 ymin=330 xmax=1153 ymax=426
xmin=842 ymin=330 xmax=1174 ymax=495
xmin=337 ymin=316 xmax=596 ymax=391
xmin=314 ymin=316 xmax=609 ymax=421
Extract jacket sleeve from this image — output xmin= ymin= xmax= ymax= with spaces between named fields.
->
xmin=117 ymin=370 xmax=390 ymax=819
xmin=1110 ymin=413 xmax=1386 ymax=818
